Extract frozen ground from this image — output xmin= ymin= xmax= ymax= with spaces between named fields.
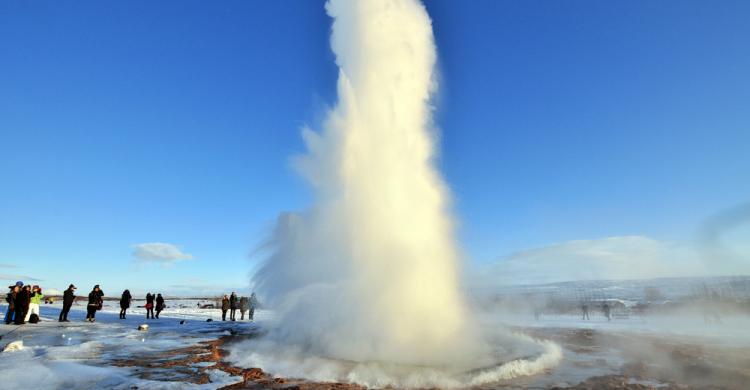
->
xmin=2 ymin=300 xmax=749 ymax=389
xmin=484 ymin=311 xmax=750 ymax=389
xmin=0 ymin=302 xmax=267 ymax=389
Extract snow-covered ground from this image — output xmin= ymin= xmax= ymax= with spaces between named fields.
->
xmin=487 ymin=311 xmax=750 ymax=347
xmin=2 ymin=294 xmax=748 ymax=389
xmin=0 ymin=302 xmax=268 ymax=389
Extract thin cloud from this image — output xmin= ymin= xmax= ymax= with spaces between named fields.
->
xmin=132 ymin=242 xmax=193 ymax=266
xmin=477 ymin=236 xmax=711 ymax=287
xmin=0 ymin=274 xmax=43 ymax=283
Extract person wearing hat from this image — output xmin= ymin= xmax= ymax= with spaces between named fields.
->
xmin=4 ymin=282 xmax=21 ymax=324
xmin=14 ymin=285 xmax=31 ymax=324
xmin=86 ymin=285 xmax=104 ymax=322
xmin=59 ymin=284 xmax=77 ymax=322
xmin=24 ymin=285 xmax=44 ymax=322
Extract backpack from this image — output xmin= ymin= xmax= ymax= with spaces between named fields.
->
xmin=29 ymin=313 xmax=40 ymax=324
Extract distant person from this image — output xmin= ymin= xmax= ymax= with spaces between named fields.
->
xmin=59 ymin=284 xmax=76 ymax=322
xmin=145 ymin=293 xmax=155 ymax=319
xmin=120 ymin=289 xmax=132 ymax=319
xmin=229 ymin=292 xmax=238 ymax=321
xmin=155 ymin=294 xmax=165 ymax=319
xmin=86 ymin=285 xmax=104 ymax=322
xmin=581 ymin=303 xmax=590 ymax=320
xmin=5 ymin=282 xmax=21 ymax=324
xmin=221 ymin=295 xmax=229 ymax=321
xmin=239 ymin=296 xmax=249 ymax=320
xmin=603 ymin=303 xmax=611 ymax=321
xmin=249 ymin=292 xmax=257 ymax=321
xmin=25 ymin=285 xmax=44 ymax=322
xmin=14 ymin=285 xmax=31 ymax=325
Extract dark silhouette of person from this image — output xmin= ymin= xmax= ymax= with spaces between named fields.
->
xmin=145 ymin=293 xmax=155 ymax=319
xmin=221 ymin=295 xmax=229 ymax=321
xmin=14 ymin=285 xmax=31 ymax=325
xmin=155 ymin=293 xmax=165 ymax=319
xmin=120 ymin=289 xmax=132 ymax=319
xmin=59 ymin=284 xmax=76 ymax=322
xmin=581 ymin=303 xmax=590 ymax=320
xmin=229 ymin=292 xmax=238 ymax=321
xmin=5 ymin=283 xmax=21 ymax=324
xmin=603 ymin=303 xmax=611 ymax=321
xmin=86 ymin=285 xmax=103 ymax=322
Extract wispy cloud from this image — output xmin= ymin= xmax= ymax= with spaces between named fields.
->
xmin=0 ymin=274 xmax=42 ymax=283
xmin=132 ymin=242 xmax=193 ymax=266
xmin=477 ymin=236 xmax=713 ymax=287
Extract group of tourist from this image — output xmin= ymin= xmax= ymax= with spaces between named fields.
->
xmin=118 ymin=290 xmax=166 ymax=319
xmin=4 ymin=282 xmax=258 ymax=324
xmin=4 ymin=281 xmax=44 ymax=324
xmin=220 ymin=292 xmax=257 ymax=321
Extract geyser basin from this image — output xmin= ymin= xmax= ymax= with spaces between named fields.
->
xmin=240 ymin=0 xmax=563 ymax=387
xmin=228 ymin=329 xmax=561 ymax=388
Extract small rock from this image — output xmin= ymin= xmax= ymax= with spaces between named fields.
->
xmin=243 ymin=367 xmax=265 ymax=381
xmin=2 ymin=340 xmax=23 ymax=352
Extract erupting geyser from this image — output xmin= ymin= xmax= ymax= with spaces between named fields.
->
xmin=241 ymin=0 xmax=561 ymax=387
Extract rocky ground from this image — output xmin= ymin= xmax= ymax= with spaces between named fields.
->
xmin=112 ymin=326 xmax=749 ymax=390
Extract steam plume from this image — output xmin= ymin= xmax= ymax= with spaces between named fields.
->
xmin=244 ymin=0 xmax=561 ymax=386
xmin=254 ymin=0 xmax=469 ymax=364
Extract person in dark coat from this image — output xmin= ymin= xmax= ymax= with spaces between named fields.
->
xmin=14 ymin=285 xmax=31 ymax=325
xmin=86 ymin=285 xmax=103 ymax=322
xmin=221 ymin=295 xmax=229 ymax=321
xmin=155 ymin=293 xmax=165 ymax=319
xmin=120 ymin=289 xmax=132 ymax=319
xmin=603 ymin=303 xmax=611 ymax=321
xmin=59 ymin=284 xmax=76 ymax=322
xmin=5 ymin=283 xmax=21 ymax=324
xmin=145 ymin=293 xmax=155 ymax=319
xmin=229 ymin=292 xmax=238 ymax=321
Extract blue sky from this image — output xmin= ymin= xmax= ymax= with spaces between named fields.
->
xmin=1 ymin=1 xmax=749 ymax=295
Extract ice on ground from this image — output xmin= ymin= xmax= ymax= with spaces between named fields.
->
xmin=0 ymin=303 xmax=261 ymax=389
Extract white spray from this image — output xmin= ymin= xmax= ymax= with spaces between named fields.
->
xmin=244 ymin=0 xmax=561 ymax=386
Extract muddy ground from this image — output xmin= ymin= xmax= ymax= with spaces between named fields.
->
xmin=114 ymin=327 xmax=750 ymax=390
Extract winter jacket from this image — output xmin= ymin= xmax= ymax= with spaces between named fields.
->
xmin=239 ymin=297 xmax=249 ymax=311
xmin=156 ymin=295 xmax=164 ymax=311
xmin=30 ymin=292 xmax=44 ymax=305
xmin=120 ymin=291 xmax=132 ymax=308
xmin=15 ymin=289 xmax=31 ymax=310
xmin=88 ymin=290 xmax=103 ymax=309
xmin=5 ymin=291 xmax=16 ymax=310
xmin=229 ymin=294 xmax=238 ymax=309
xmin=221 ymin=297 xmax=230 ymax=311
xmin=63 ymin=289 xmax=76 ymax=305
